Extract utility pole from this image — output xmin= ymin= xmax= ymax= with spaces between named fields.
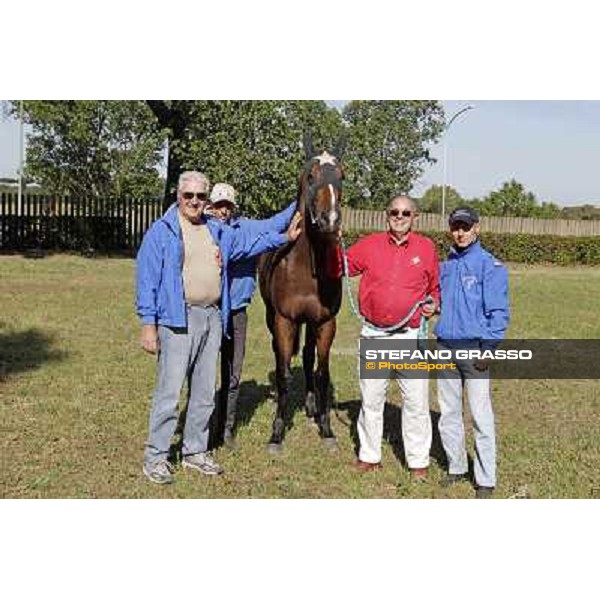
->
xmin=441 ymin=104 xmax=475 ymax=220
xmin=17 ymin=100 xmax=25 ymax=216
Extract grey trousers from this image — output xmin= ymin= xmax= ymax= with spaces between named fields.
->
xmin=437 ymin=345 xmax=496 ymax=488
xmin=217 ymin=307 xmax=248 ymax=436
xmin=144 ymin=305 xmax=222 ymax=465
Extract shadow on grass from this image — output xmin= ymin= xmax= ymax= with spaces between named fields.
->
xmin=169 ymin=365 xmax=343 ymax=457
xmin=217 ymin=365 xmax=342 ymax=448
xmin=264 ymin=366 xmax=345 ymax=442
xmin=0 ymin=323 xmax=67 ymax=382
xmin=170 ymin=376 xmax=275 ymax=459
xmin=334 ymin=398 xmax=447 ymax=469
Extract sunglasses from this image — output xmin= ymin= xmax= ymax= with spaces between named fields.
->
xmin=182 ymin=192 xmax=209 ymax=201
xmin=388 ymin=208 xmax=413 ymax=218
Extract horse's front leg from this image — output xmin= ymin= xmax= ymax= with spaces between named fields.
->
xmin=302 ymin=325 xmax=317 ymax=420
xmin=315 ymin=318 xmax=337 ymax=448
xmin=267 ymin=314 xmax=297 ymax=453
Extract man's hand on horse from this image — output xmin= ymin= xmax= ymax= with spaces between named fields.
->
xmin=141 ymin=324 xmax=159 ymax=355
xmin=286 ymin=212 xmax=303 ymax=242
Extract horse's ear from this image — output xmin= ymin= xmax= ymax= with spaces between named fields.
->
xmin=333 ymin=135 xmax=347 ymax=160
xmin=303 ymin=133 xmax=316 ymax=159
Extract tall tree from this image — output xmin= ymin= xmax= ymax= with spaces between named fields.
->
xmin=14 ymin=101 xmax=163 ymax=200
xmin=147 ymin=100 xmax=344 ymax=216
xmin=342 ymin=101 xmax=445 ymax=208
xmin=475 ymin=179 xmax=538 ymax=217
xmin=419 ymin=184 xmax=464 ymax=214
xmin=146 ymin=100 xmax=197 ymax=211
xmin=561 ymin=204 xmax=600 ymax=220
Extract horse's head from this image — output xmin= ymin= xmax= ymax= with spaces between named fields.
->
xmin=300 ymin=136 xmax=345 ymax=239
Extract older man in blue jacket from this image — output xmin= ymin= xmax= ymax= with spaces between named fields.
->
xmin=136 ymin=171 xmax=300 ymax=484
xmin=435 ymin=207 xmax=510 ymax=498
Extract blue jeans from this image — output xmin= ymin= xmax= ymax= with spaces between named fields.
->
xmin=144 ymin=305 xmax=222 ymax=465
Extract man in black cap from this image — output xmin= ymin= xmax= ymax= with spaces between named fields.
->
xmin=434 ymin=206 xmax=510 ymax=498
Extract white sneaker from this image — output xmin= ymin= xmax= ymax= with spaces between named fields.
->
xmin=182 ymin=452 xmax=224 ymax=476
xmin=143 ymin=460 xmax=175 ymax=484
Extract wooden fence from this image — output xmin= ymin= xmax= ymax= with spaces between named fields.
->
xmin=2 ymin=195 xmax=599 ymax=254
xmin=342 ymin=208 xmax=600 ymax=236
xmin=0 ymin=194 xmax=162 ymax=253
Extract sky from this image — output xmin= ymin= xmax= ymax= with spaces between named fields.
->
xmin=1 ymin=100 xmax=599 ymax=207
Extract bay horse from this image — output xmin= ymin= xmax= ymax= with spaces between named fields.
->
xmin=259 ymin=137 xmax=345 ymax=453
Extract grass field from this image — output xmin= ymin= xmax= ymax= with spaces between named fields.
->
xmin=1 ymin=255 xmax=599 ymax=498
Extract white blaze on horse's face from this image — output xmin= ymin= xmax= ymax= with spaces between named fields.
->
xmin=328 ymin=184 xmax=337 ymax=228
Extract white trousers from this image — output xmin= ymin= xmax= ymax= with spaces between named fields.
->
xmin=357 ymin=326 xmax=431 ymax=468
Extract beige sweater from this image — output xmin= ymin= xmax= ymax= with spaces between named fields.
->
xmin=178 ymin=213 xmax=221 ymax=306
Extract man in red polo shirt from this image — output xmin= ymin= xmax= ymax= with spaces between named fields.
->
xmin=343 ymin=195 xmax=440 ymax=479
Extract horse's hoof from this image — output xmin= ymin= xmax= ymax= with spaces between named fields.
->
xmin=267 ymin=443 xmax=283 ymax=455
xmin=322 ymin=437 xmax=338 ymax=451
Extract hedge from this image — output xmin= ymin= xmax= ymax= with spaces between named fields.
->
xmin=340 ymin=230 xmax=600 ymax=266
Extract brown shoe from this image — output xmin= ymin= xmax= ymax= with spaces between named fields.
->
xmin=410 ymin=467 xmax=428 ymax=482
xmin=355 ymin=460 xmax=382 ymax=473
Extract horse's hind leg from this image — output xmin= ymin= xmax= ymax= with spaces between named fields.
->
xmin=315 ymin=318 xmax=337 ymax=448
xmin=303 ymin=325 xmax=317 ymax=420
xmin=268 ymin=315 xmax=297 ymax=453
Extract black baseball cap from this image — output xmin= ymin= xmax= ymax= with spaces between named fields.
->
xmin=449 ymin=206 xmax=479 ymax=226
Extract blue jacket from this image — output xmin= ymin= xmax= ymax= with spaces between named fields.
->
xmin=136 ymin=203 xmax=292 ymax=336
xmin=434 ymin=240 xmax=510 ymax=349
xmin=227 ymin=203 xmax=296 ymax=310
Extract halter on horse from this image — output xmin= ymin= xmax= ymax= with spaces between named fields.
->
xmin=258 ymin=136 xmax=345 ymax=453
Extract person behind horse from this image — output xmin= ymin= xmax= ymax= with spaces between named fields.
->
xmin=435 ymin=206 xmax=510 ymax=498
xmin=336 ymin=195 xmax=440 ymax=479
xmin=136 ymin=171 xmax=301 ymax=484
xmin=209 ymin=182 xmax=299 ymax=451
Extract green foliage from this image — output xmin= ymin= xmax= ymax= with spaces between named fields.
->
xmin=13 ymin=101 xmax=164 ymax=200
xmin=185 ymin=101 xmax=344 ymax=217
xmin=341 ymin=230 xmax=600 ymax=265
xmin=469 ymin=179 xmax=561 ymax=219
xmin=14 ymin=100 xmax=447 ymax=216
xmin=342 ymin=101 xmax=445 ymax=208
xmin=147 ymin=100 xmax=344 ymax=216
xmin=474 ymin=179 xmax=537 ymax=216
xmin=147 ymin=100 xmax=443 ymax=214
xmin=561 ymin=204 xmax=600 ymax=220
xmin=534 ymin=200 xmax=562 ymax=219
xmin=418 ymin=184 xmax=464 ymax=214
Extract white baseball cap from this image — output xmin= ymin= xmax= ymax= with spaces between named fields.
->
xmin=210 ymin=183 xmax=237 ymax=207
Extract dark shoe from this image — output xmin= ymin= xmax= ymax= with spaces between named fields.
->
xmin=442 ymin=473 xmax=469 ymax=488
xmin=223 ymin=430 xmax=239 ymax=452
xmin=355 ymin=460 xmax=382 ymax=473
xmin=410 ymin=467 xmax=428 ymax=482
xmin=476 ymin=486 xmax=495 ymax=499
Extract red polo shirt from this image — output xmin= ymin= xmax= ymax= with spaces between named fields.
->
xmin=333 ymin=231 xmax=440 ymax=329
